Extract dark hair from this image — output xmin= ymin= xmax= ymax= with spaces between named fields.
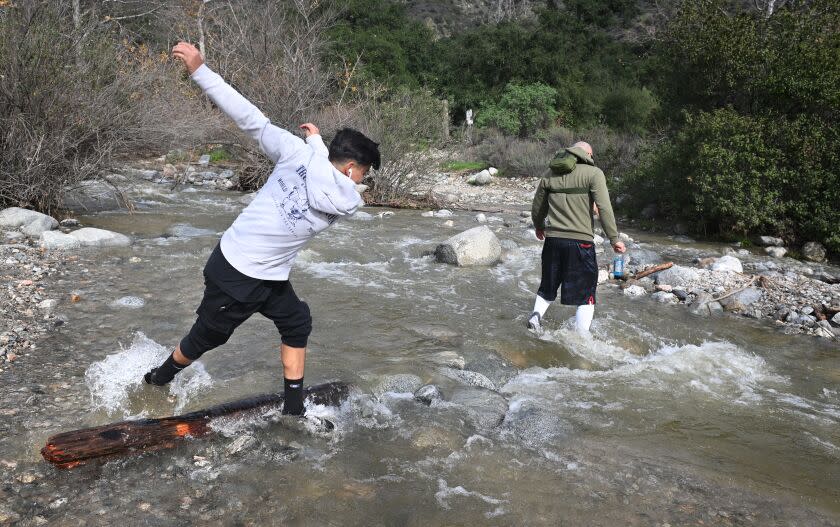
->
xmin=328 ymin=128 xmax=381 ymax=170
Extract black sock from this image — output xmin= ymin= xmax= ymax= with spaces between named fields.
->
xmin=282 ymin=377 xmax=305 ymax=415
xmin=144 ymin=354 xmax=188 ymax=386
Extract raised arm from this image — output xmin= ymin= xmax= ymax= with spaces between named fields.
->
xmin=172 ymin=42 xmax=304 ymax=163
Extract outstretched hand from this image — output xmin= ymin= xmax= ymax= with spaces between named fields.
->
xmin=172 ymin=42 xmax=204 ymax=75
xmin=299 ymin=123 xmax=320 ymax=138
xmin=612 ymin=241 xmax=627 ymax=254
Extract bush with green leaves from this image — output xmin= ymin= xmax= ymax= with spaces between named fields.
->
xmin=476 ymin=83 xmax=560 ymax=137
xmin=600 ymin=86 xmax=658 ymax=133
xmin=622 ymin=109 xmax=839 ymax=251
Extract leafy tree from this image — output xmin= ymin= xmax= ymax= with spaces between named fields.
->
xmin=476 ymin=83 xmax=560 ymax=137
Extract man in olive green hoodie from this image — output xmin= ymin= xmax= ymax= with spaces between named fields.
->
xmin=527 ymin=141 xmax=626 ymax=334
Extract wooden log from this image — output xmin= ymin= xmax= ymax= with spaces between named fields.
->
xmin=41 ymin=381 xmax=350 ymax=469
xmin=627 ymin=262 xmax=674 ymax=281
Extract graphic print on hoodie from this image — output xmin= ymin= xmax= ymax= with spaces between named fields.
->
xmin=190 ymin=64 xmax=363 ymax=281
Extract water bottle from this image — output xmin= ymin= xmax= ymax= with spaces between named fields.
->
xmin=613 ymin=254 xmax=625 ymax=279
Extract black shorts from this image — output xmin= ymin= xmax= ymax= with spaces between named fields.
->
xmin=179 ymin=245 xmax=312 ymax=360
xmin=537 ymin=237 xmax=598 ymax=305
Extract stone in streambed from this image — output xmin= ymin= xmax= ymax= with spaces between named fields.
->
xmin=435 ymin=226 xmax=501 ymax=266
xmin=68 ymin=228 xmax=132 ymax=247
xmin=414 ymin=384 xmax=443 ymax=405
xmin=764 ymin=246 xmax=787 ymax=258
xmin=449 ymin=387 xmax=507 ymax=432
xmin=655 ymin=265 xmax=701 ymax=287
xmin=718 ymin=287 xmax=763 ymax=312
xmin=40 ymin=231 xmax=81 ymax=250
xmin=651 ymin=291 xmax=679 ymax=304
xmin=373 ymin=374 xmax=423 ymax=397
xmin=710 ymin=255 xmax=743 ymax=273
xmin=62 ymin=180 xmax=127 ymax=212
xmin=754 ymin=235 xmax=784 ymax=247
xmin=801 ymin=242 xmax=827 ymax=263
xmin=0 ymin=207 xmax=58 ymax=235
xmin=623 ymin=285 xmax=646 ymax=297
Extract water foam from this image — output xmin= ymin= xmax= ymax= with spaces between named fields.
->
xmin=84 ymin=332 xmax=211 ymax=417
xmin=435 ymin=479 xmax=507 ymax=518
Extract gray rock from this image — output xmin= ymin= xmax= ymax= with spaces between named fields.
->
xmin=435 ymin=226 xmax=501 ymax=266
xmin=434 ymin=209 xmax=454 ymax=218
xmin=627 ymin=249 xmax=663 ymax=270
xmin=68 ymin=227 xmax=132 ymax=247
xmin=801 ymin=242 xmax=827 ymax=263
xmin=62 ymin=180 xmax=127 ymax=212
xmin=672 ymin=288 xmax=689 ymax=301
xmin=488 ymin=167 xmax=499 ymax=176
xmin=719 ymin=287 xmax=763 ymax=312
xmin=501 ymin=398 xmax=571 ymax=447
xmin=426 ymin=351 xmax=465 ymax=369
xmin=414 ymin=384 xmax=443 ymax=405
xmin=21 ymin=215 xmax=58 ymax=236
xmin=623 ymin=285 xmax=646 ymax=297
xmin=475 ymin=213 xmax=487 ymax=223
xmin=38 ymin=299 xmax=58 ymax=311
xmin=651 ymin=291 xmax=679 ymax=304
xmin=754 ymin=235 xmax=784 ymax=247
xmin=832 ymin=312 xmax=840 ymax=326
xmin=468 ymin=170 xmax=492 ymax=186
xmin=4 ymin=231 xmax=23 ymax=241
xmin=449 ymin=387 xmax=507 ymax=432
xmin=655 ymin=265 xmax=701 ymax=287
xmin=688 ymin=293 xmax=714 ymax=316
xmin=59 ymin=218 xmax=79 ymax=228
xmin=708 ymin=301 xmax=724 ymax=315
xmin=765 ymin=246 xmax=787 ymax=258
xmin=198 ymin=154 xmax=211 ymax=165
xmin=0 ymin=207 xmax=58 ymax=233
xmin=711 ymin=255 xmax=743 ymax=273
xmin=439 ymin=368 xmax=497 ymax=391
xmin=801 ymin=306 xmax=814 ymax=316
xmin=219 ymin=169 xmax=236 ymax=179
xmin=373 ymin=374 xmax=423 ymax=397
xmin=40 ymin=231 xmax=81 ymax=250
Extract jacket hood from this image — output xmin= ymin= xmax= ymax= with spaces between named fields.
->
xmin=305 ymin=157 xmax=363 ymax=216
xmin=566 ymin=146 xmax=595 ymax=166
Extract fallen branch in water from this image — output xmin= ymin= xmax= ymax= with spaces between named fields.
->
xmin=41 ymin=381 xmax=350 ymax=469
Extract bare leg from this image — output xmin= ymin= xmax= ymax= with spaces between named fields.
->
xmin=173 ymin=344 xmax=193 ymax=366
xmin=280 ymin=344 xmax=305 ymax=379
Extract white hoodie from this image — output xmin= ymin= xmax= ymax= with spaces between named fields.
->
xmin=190 ymin=64 xmax=363 ymax=281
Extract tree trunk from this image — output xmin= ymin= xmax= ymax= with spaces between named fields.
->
xmin=41 ymin=381 xmax=349 ymax=469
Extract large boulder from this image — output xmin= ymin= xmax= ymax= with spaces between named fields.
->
xmin=0 ymin=207 xmax=58 ymax=234
xmin=62 ymin=180 xmax=127 ymax=212
xmin=655 ymin=265 xmax=701 ymax=287
xmin=68 ymin=227 xmax=132 ymax=247
xmin=719 ymin=287 xmax=763 ymax=312
xmin=435 ymin=226 xmax=501 ymax=266
xmin=467 ymin=169 xmax=492 ymax=186
xmin=40 ymin=231 xmax=81 ymax=250
xmin=765 ymin=246 xmax=787 ymax=258
xmin=754 ymin=235 xmax=784 ymax=247
xmin=710 ymin=255 xmax=743 ymax=273
xmin=801 ymin=242 xmax=827 ymax=263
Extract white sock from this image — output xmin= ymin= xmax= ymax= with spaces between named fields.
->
xmin=575 ymin=304 xmax=595 ymax=334
xmin=532 ymin=295 xmax=551 ymax=318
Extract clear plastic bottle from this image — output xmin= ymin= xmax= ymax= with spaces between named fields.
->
xmin=613 ymin=253 xmax=626 ymax=279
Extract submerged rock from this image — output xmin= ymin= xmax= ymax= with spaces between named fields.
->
xmin=414 ymin=384 xmax=443 ymax=405
xmin=373 ymin=374 xmax=423 ymax=397
xmin=439 ymin=368 xmax=497 ymax=391
xmin=501 ymin=398 xmax=571 ymax=447
xmin=623 ymin=285 xmax=646 ymax=297
xmin=435 ymin=226 xmax=502 ymax=266
xmin=651 ymin=291 xmax=679 ymax=304
xmin=449 ymin=387 xmax=507 ymax=432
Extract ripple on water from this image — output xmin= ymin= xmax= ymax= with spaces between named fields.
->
xmin=84 ymin=332 xmax=211 ymax=417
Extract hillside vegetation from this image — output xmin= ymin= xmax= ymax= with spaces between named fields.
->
xmin=0 ymin=0 xmax=837 ymax=253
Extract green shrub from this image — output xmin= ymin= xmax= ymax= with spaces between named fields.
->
xmin=622 ymin=108 xmax=839 ymax=251
xmin=600 ymin=86 xmax=658 ymax=133
xmin=476 ymin=83 xmax=559 ymax=137
xmin=207 ymin=147 xmax=232 ymax=163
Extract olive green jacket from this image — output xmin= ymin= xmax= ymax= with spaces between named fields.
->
xmin=531 ymin=146 xmax=620 ymax=243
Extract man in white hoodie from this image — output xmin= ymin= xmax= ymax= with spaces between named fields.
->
xmin=144 ymin=43 xmax=380 ymax=416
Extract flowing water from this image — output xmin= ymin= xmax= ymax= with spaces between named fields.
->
xmin=1 ymin=181 xmax=838 ymax=525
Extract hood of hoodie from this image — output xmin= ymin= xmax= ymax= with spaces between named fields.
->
xmin=305 ymin=156 xmax=363 ymax=216
xmin=566 ymin=146 xmax=595 ymax=166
